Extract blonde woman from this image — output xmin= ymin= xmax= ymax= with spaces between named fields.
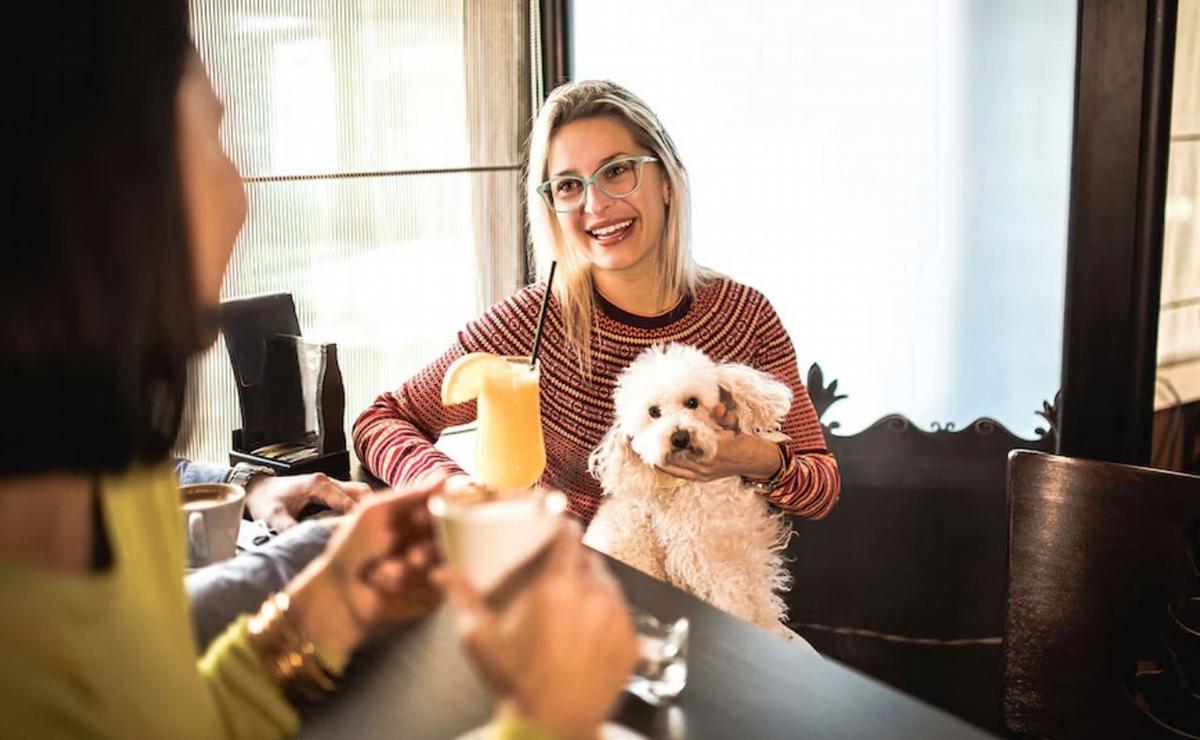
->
xmin=356 ymin=80 xmax=840 ymax=525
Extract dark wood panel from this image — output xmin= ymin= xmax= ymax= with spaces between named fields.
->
xmin=539 ymin=0 xmax=570 ymax=94
xmin=1057 ymin=0 xmax=1178 ymax=465
xmin=1005 ymin=450 xmax=1200 ymax=738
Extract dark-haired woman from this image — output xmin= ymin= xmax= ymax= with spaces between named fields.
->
xmin=0 ymin=4 xmax=634 ymax=738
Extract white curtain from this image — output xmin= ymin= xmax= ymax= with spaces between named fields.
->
xmin=178 ymin=0 xmax=530 ymax=464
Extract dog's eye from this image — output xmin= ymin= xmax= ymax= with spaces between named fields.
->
xmin=684 ymin=397 xmax=700 ymax=409
xmin=648 ymin=406 xmax=661 ymax=419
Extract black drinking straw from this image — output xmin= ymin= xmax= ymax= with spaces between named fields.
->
xmin=529 ymin=261 xmax=557 ymax=367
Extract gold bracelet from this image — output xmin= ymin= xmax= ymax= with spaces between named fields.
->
xmin=246 ymin=592 xmax=337 ymax=704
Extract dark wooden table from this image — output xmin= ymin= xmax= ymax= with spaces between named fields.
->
xmin=300 ymin=556 xmax=993 ymax=739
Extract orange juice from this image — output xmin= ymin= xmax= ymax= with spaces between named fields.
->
xmin=475 ymin=358 xmax=546 ymax=491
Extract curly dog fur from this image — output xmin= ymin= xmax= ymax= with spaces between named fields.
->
xmin=584 ymin=343 xmax=809 ymax=645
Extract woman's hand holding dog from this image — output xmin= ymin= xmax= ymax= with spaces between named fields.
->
xmin=656 ymin=401 xmax=784 ymax=483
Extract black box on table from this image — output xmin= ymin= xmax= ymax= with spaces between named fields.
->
xmin=219 ymin=293 xmax=349 ymax=479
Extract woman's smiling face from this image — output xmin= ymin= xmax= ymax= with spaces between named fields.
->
xmin=546 ymin=116 xmax=668 ymax=278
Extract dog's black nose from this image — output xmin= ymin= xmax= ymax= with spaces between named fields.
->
xmin=670 ymin=429 xmax=691 ymax=450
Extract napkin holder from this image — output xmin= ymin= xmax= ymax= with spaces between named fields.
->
xmin=219 ymin=293 xmax=350 ymax=479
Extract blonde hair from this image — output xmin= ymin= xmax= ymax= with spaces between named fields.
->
xmin=525 ymin=80 xmax=715 ymax=374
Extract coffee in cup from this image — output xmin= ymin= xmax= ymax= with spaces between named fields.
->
xmin=180 ymin=483 xmax=246 ymax=569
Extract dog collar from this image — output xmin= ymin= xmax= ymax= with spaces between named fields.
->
xmin=653 ymin=469 xmax=690 ymax=490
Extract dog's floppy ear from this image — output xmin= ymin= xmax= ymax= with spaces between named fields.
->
xmin=588 ymin=427 xmax=652 ymax=494
xmin=716 ymin=364 xmax=792 ymax=434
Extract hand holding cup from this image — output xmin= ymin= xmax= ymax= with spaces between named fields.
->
xmin=442 ymin=523 xmax=639 ymax=740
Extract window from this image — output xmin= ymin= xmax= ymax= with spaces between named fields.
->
xmin=572 ymin=1 xmax=1077 ymax=435
xmin=178 ymin=0 xmax=531 ymax=463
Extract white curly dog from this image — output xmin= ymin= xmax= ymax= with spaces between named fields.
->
xmin=584 ymin=343 xmax=811 ymax=646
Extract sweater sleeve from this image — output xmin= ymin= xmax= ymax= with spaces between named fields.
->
xmin=174 ymin=458 xmax=232 ymax=486
xmin=751 ymin=297 xmax=841 ymax=519
xmin=353 ymin=287 xmax=541 ymax=489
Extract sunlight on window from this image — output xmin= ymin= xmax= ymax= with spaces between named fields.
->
xmin=574 ymin=0 xmax=1076 ymax=435
xmin=271 ymin=40 xmax=338 ymax=174
xmin=180 ymin=0 xmax=526 ymax=465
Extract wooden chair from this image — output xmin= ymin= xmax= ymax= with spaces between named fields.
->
xmin=1005 ymin=450 xmax=1200 ymax=738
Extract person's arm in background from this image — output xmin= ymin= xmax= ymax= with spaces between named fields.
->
xmin=175 ymin=459 xmax=358 ymax=648
xmin=174 ymin=458 xmax=369 ymax=532
xmin=353 ymin=342 xmax=479 ymax=487
xmin=186 ymin=518 xmax=337 ymax=651
xmin=243 ymin=473 xmax=366 ymax=533
xmin=175 ymin=458 xmax=231 ymax=487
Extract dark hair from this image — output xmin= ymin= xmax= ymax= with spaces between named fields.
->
xmin=1 ymin=1 xmax=201 ymax=474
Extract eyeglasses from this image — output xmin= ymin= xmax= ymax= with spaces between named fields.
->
xmin=536 ymin=155 xmax=659 ymax=213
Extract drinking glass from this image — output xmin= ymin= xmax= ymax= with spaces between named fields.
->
xmin=475 ymin=356 xmax=546 ymax=491
xmin=627 ymin=612 xmax=690 ymax=705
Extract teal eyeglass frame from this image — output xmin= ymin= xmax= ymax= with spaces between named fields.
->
xmin=536 ymin=155 xmax=660 ymax=213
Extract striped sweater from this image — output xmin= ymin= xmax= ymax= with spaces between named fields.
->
xmin=353 ymin=277 xmax=840 ymax=524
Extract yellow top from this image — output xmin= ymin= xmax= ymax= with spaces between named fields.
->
xmin=491 ymin=714 xmax=561 ymax=740
xmin=0 ymin=464 xmax=297 ymax=739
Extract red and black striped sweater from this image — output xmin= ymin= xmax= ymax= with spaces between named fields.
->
xmin=353 ymin=277 xmax=840 ymax=524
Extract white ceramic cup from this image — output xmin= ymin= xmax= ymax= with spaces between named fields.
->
xmin=428 ymin=488 xmax=567 ymax=592
xmin=180 ymin=483 xmax=246 ymax=569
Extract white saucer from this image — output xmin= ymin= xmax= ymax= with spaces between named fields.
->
xmin=456 ymin=721 xmax=647 ymax=740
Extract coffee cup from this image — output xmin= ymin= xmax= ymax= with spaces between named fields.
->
xmin=180 ymin=483 xmax=246 ymax=569
xmin=428 ymin=486 xmax=566 ymax=592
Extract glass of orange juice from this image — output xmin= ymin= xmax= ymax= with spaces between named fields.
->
xmin=474 ymin=357 xmax=546 ymax=490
